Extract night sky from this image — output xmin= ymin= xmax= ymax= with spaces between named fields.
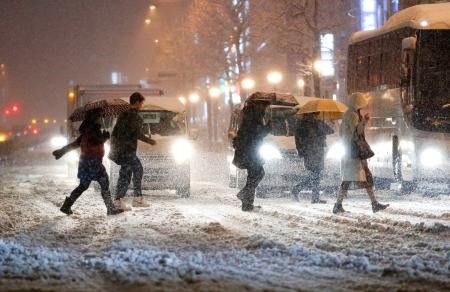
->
xmin=0 ymin=0 xmax=155 ymax=126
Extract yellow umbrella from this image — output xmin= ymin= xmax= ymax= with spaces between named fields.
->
xmin=298 ymin=99 xmax=348 ymax=120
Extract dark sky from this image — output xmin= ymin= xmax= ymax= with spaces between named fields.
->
xmin=0 ymin=0 xmax=154 ymax=126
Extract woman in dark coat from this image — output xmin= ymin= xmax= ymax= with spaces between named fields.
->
xmin=293 ymin=112 xmax=334 ymax=203
xmin=232 ymin=99 xmax=271 ymax=211
xmin=53 ymin=109 xmax=124 ymax=215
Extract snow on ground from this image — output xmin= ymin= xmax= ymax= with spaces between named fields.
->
xmin=0 ymin=151 xmax=449 ymax=291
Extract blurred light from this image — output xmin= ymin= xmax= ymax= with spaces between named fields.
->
xmin=332 ymin=94 xmax=337 ymax=101
xmin=189 ymin=93 xmax=200 ymax=103
xmin=209 ymin=87 xmax=221 ymax=98
xmin=149 ymin=5 xmax=156 ymax=10
xmin=4 ymin=109 xmax=10 ymax=115
xmin=0 ymin=134 xmax=6 ymax=142
xmin=241 ymin=78 xmax=255 ymax=90
xmin=32 ymin=129 xmax=38 ymax=134
xmin=44 ymin=119 xmax=49 ymax=124
xmin=259 ymin=143 xmax=282 ymax=160
xmin=68 ymin=91 xmax=75 ymax=99
xmin=178 ymin=96 xmax=186 ymax=105
xmin=420 ymin=148 xmax=442 ymax=168
xmin=53 ymin=119 xmax=57 ymax=124
xmin=145 ymin=19 xmax=151 ymax=25
xmin=267 ymin=71 xmax=282 ymax=85
xmin=12 ymin=105 xmax=18 ymax=112
xmin=154 ymin=39 xmax=159 ymax=44
xmin=420 ymin=20 xmax=428 ymax=27
xmin=326 ymin=141 xmax=345 ymax=159
xmin=297 ymin=79 xmax=305 ymax=88
xmin=31 ymin=119 xmax=37 ymax=124
xmin=51 ymin=136 xmax=68 ymax=148
xmin=171 ymin=138 xmax=193 ymax=164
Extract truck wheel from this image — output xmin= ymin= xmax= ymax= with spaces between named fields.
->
xmin=177 ymin=185 xmax=190 ymax=198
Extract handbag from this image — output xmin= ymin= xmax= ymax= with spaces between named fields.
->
xmin=350 ymin=131 xmax=374 ymax=160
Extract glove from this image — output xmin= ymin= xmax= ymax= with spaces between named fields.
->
xmin=52 ymin=149 xmax=64 ymax=160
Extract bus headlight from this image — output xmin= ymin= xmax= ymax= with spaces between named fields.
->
xmin=326 ymin=141 xmax=345 ymax=160
xmin=50 ymin=136 xmax=68 ymax=148
xmin=420 ymin=148 xmax=443 ymax=168
xmin=171 ymin=138 xmax=192 ymax=163
xmin=259 ymin=143 xmax=282 ymax=160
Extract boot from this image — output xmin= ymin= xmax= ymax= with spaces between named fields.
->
xmin=60 ymin=197 xmax=74 ymax=215
xmin=102 ymin=193 xmax=124 ymax=215
xmin=241 ymin=203 xmax=261 ymax=212
xmin=332 ymin=202 xmax=345 ymax=214
xmin=114 ymin=198 xmax=131 ymax=211
xmin=372 ymin=201 xmax=389 ymax=213
xmin=132 ymin=196 xmax=150 ymax=207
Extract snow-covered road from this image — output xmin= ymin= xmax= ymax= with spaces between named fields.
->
xmin=0 ymin=153 xmax=449 ymax=291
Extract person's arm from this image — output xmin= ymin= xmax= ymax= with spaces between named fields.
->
xmin=135 ymin=115 xmax=156 ymax=145
xmin=52 ymin=136 xmax=81 ymax=160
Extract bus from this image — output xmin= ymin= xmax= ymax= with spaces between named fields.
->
xmin=347 ymin=3 xmax=450 ymax=194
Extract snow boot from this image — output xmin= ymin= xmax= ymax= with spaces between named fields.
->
xmin=60 ymin=197 xmax=74 ymax=215
xmin=241 ymin=202 xmax=261 ymax=212
xmin=372 ymin=201 xmax=389 ymax=213
xmin=132 ymin=196 xmax=150 ymax=208
xmin=114 ymin=198 xmax=132 ymax=211
xmin=102 ymin=193 xmax=124 ymax=215
xmin=332 ymin=202 xmax=345 ymax=214
xmin=311 ymin=193 xmax=326 ymax=204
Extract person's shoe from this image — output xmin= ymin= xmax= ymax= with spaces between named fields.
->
xmin=114 ymin=198 xmax=132 ymax=211
xmin=332 ymin=202 xmax=345 ymax=214
xmin=311 ymin=198 xmax=327 ymax=204
xmin=241 ymin=203 xmax=261 ymax=212
xmin=60 ymin=197 xmax=74 ymax=215
xmin=132 ymin=196 xmax=150 ymax=208
xmin=107 ymin=207 xmax=124 ymax=215
xmin=372 ymin=201 xmax=389 ymax=213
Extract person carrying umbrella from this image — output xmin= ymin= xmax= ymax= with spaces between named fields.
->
xmin=55 ymin=108 xmax=124 ymax=215
xmin=232 ymin=98 xmax=271 ymax=211
xmin=333 ymin=92 xmax=389 ymax=213
xmin=293 ymin=110 xmax=334 ymax=203
xmin=109 ymin=92 xmax=156 ymax=211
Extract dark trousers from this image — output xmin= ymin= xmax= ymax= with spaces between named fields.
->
xmin=115 ymin=153 xmax=143 ymax=199
xmin=69 ymin=174 xmax=109 ymax=202
xmin=239 ymin=164 xmax=265 ymax=205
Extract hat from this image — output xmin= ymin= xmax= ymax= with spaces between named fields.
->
xmin=348 ymin=92 xmax=370 ymax=109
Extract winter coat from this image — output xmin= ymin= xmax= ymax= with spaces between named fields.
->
xmin=109 ymin=108 xmax=153 ymax=162
xmin=232 ymin=109 xmax=271 ymax=169
xmin=69 ymin=121 xmax=109 ymax=159
xmin=340 ymin=103 xmax=369 ymax=182
xmin=294 ymin=116 xmax=334 ymax=171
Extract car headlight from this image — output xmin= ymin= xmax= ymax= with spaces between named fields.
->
xmin=326 ymin=141 xmax=345 ymax=160
xmin=259 ymin=143 xmax=282 ymax=160
xmin=50 ymin=136 xmax=68 ymax=148
xmin=420 ymin=148 xmax=443 ymax=168
xmin=171 ymin=138 xmax=192 ymax=163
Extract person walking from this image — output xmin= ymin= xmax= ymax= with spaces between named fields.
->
xmin=109 ymin=92 xmax=156 ymax=211
xmin=293 ymin=112 xmax=334 ymax=203
xmin=56 ymin=108 xmax=124 ymax=215
xmin=333 ymin=92 xmax=389 ymax=214
xmin=232 ymin=99 xmax=271 ymax=211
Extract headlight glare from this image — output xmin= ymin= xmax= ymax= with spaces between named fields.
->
xmin=50 ymin=136 xmax=68 ymax=148
xmin=420 ymin=148 xmax=442 ymax=168
xmin=259 ymin=144 xmax=282 ymax=160
xmin=326 ymin=141 xmax=345 ymax=160
xmin=171 ymin=139 xmax=192 ymax=163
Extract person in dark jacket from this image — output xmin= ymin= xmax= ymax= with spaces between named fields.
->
xmin=53 ymin=108 xmax=124 ymax=215
xmin=109 ymin=92 xmax=156 ymax=210
xmin=232 ymin=99 xmax=271 ymax=211
xmin=293 ymin=112 xmax=334 ymax=203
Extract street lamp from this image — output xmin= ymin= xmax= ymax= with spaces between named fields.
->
xmin=297 ymin=78 xmax=305 ymax=96
xmin=241 ymin=78 xmax=255 ymax=91
xmin=149 ymin=5 xmax=156 ymax=11
xmin=208 ymin=87 xmax=220 ymax=98
xmin=189 ymin=93 xmax=199 ymax=103
xmin=145 ymin=19 xmax=151 ymax=25
xmin=267 ymin=71 xmax=282 ymax=91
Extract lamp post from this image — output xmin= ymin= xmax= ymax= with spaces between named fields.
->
xmin=267 ymin=71 xmax=282 ymax=92
xmin=241 ymin=78 xmax=255 ymax=100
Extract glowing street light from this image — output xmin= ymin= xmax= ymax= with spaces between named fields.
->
xmin=189 ymin=93 xmax=200 ymax=103
xmin=44 ymin=119 xmax=49 ymax=124
xmin=154 ymin=39 xmax=159 ymax=44
xmin=241 ymin=78 xmax=255 ymax=91
xmin=149 ymin=5 xmax=156 ymax=11
xmin=267 ymin=71 xmax=282 ymax=91
xmin=31 ymin=119 xmax=37 ymax=124
xmin=145 ymin=19 xmax=151 ymax=25
xmin=68 ymin=91 xmax=75 ymax=100
xmin=208 ymin=87 xmax=221 ymax=98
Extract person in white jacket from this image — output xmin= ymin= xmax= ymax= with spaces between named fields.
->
xmin=333 ymin=92 xmax=389 ymax=214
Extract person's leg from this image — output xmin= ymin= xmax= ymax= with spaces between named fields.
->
xmin=115 ymin=163 xmax=132 ymax=200
xmin=311 ymin=170 xmax=326 ymax=203
xmin=61 ymin=180 xmax=90 ymax=215
xmin=130 ymin=155 xmax=149 ymax=207
xmin=241 ymin=165 xmax=264 ymax=211
xmin=97 ymin=172 xmax=124 ymax=215
xmin=333 ymin=184 xmax=347 ymax=214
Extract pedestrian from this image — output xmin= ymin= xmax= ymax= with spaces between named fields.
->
xmin=109 ymin=92 xmax=156 ymax=211
xmin=55 ymin=108 xmax=124 ymax=215
xmin=333 ymin=92 xmax=389 ymax=213
xmin=232 ymin=98 xmax=271 ymax=211
xmin=293 ymin=111 xmax=334 ymax=203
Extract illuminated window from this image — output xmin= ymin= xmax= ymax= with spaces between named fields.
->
xmin=360 ymin=0 xmax=377 ymax=30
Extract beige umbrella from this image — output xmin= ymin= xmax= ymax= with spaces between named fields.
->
xmin=298 ymin=99 xmax=348 ymax=120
